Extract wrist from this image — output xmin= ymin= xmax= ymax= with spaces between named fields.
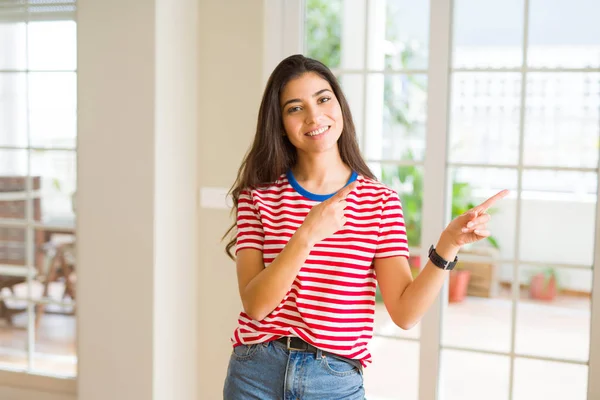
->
xmin=292 ymin=227 xmax=316 ymax=250
xmin=436 ymin=231 xmax=461 ymax=261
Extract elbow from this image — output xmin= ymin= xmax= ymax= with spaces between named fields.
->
xmin=392 ymin=316 xmax=419 ymax=330
xmin=245 ymin=309 xmax=268 ymax=322
xmin=398 ymin=321 xmax=418 ymax=330
xmin=242 ymin=300 xmax=268 ymax=322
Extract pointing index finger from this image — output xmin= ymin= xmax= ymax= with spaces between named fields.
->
xmin=473 ymin=189 xmax=509 ymax=214
xmin=331 ymin=180 xmax=359 ymax=202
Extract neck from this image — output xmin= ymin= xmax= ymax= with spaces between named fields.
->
xmin=292 ymin=149 xmax=351 ymax=187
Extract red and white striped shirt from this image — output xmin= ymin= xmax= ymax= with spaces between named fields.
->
xmin=231 ymin=171 xmax=409 ymax=366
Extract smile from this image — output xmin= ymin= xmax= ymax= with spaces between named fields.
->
xmin=305 ymin=126 xmax=330 ymax=137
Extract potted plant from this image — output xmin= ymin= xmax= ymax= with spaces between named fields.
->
xmin=448 ymin=267 xmax=471 ymax=303
xmin=529 ymin=268 xmax=558 ymax=301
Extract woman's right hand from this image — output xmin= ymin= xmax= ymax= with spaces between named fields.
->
xmin=297 ymin=181 xmax=359 ymax=246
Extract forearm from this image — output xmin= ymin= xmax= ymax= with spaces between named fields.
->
xmin=393 ymin=234 xmax=459 ymax=329
xmin=242 ymin=229 xmax=313 ymax=321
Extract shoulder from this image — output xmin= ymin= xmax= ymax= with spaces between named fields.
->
xmin=355 ymin=175 xmax=398 ymax=201
xmin=240 ymin=174 xmax=290 ymax=200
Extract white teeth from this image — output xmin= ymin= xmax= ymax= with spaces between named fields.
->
xmin=306 ymin=126 xmax=329 ymax=136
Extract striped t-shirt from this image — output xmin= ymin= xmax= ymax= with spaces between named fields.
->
xmin=231 ymin=170 xmax=409 ymax=366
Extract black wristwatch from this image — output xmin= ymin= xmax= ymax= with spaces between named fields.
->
xmin=428 ymin=245 xmax=458 ymax=270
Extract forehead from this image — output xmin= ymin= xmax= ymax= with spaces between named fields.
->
xmin=280 ymin=72 xmax=333 ymax=103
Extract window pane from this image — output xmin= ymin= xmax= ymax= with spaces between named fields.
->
xmin=443 ymin=263 xmax=513 ymax=353
xmin=449 ymin=72 xmax=521 ymax=165
xmin=30 ymin=150 xmax=76 ymax=228
xmin=370 ymin=0 xmax=429 ymax=70
xmin=364 ymin=338 xmax=419 ymax=400
xmin=0 ymin=73 xmax=27 ymax=148
xmin=0 ymin=150 xmax=28 ymax=224
xmin=448 ymin=167 xmax=518 ymax=260
xmin=516 ymin=265 xmax=591 ymax=363
xmin=0 ymin=23 xmax=26 ymax=70
xmin=374 ymin=163 xmax=423 ymax=249
xmin=519 ymin=170 xmax=597 ymax=266
xmin=28 ymin=21 xmax=76 ymax=71
xmin=365 ymin=74 xmax=427 ymax=162
xmin=513 ymin=358 xmax=588 ymax=400
xmin=337 ymin=74 xmax=365 ymax=149
xmin=0 ymin=302 xmax=28 ymax=372
xmin=441 ymin=349 xmax=510 ymax=400
xmin=33 ymin=303 xmax=76 ymax=377
xmin=29 ymin=72 xmax=77 ymax=149
xmin=0 ymin=227 xmax=26 ymax=267
xmin=36 ymin=230 xmax=75 ymax=306
xmin=453 ymin=0 xmax=524 ymax=69
xmin=523 ymin=73 xmax=600 ymax=168
xmin=372 ymin=162 xmax=424 ymax=337
xmin=528 ymin=0 xmax=600 ymax=69
xmin=305 ymin=0 xmax=346 ymax=69
xmin=443 ymin=167 xmax=517 ymax=353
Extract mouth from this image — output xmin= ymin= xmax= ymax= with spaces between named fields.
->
xmin=304 ymin=126 xmax=331 ymax=137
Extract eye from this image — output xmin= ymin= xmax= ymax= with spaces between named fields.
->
xmin=319 ymin=96 xmax=331 ymax=104
xmin=287 ymin=106 xmax=302 ymax=114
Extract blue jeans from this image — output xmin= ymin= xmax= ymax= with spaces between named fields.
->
xmin=223 ymin=339 xmax=365 ymax=399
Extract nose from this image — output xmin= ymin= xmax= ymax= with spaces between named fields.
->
xmin=304 ymin=105 xmax=322 ymax=125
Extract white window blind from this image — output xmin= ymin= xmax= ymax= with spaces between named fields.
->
xmin=0 ymin=0 xmax=76 ymax=22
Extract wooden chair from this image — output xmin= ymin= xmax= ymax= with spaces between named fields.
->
xmin=0 ymin=176 xmax=45 ymax=325
xmin=35 ymin=238 xmax=76 ymax=329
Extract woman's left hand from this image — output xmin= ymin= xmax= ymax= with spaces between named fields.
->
xmin=442 ymin=189 xmax=510 ymax=248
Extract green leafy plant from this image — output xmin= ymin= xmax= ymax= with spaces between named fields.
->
xmin=381 ymin=157 xmax=422 ymax=248
xmin=305 ymin=0 xmax=342 ymax=67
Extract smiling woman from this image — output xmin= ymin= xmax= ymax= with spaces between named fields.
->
xmin=221 ymin=54 xmax=507 ymax=400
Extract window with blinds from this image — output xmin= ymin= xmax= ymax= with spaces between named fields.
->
xmin=0 ymin=0 xmax=75 ymax=22
xmin=0 ymin=0 xmax=77 ymax=378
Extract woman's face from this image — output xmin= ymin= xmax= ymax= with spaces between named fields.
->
xmin=280 ymin=72 xmax=344 ymax=156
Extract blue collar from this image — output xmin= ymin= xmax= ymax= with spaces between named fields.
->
xmin=286 ymin=170 xmax=358 ymax=201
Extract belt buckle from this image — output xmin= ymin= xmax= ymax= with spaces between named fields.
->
xmin=287 ymin=337 xmax=307 ymax=351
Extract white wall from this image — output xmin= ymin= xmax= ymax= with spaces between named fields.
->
xmin=196 ymin=1 xmax=265 ymax=399
xmin=77 ymin=0 xmax=199 ymax=399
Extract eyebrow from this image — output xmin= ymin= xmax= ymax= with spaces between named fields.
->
xmin=281 ymin=88 xmax=332 ymax=109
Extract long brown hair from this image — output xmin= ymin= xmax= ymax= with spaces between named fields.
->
xmin=223 ymin=54 xmax=376 ymax=259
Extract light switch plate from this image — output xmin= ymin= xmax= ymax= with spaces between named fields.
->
xmin=199 ymin=187 xmax=232 ymax=209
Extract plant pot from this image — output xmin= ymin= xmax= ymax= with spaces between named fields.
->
xmin=529 ymin=273 xmax=557 ymax=301
xmin=409 ymin=255 xmax=421 ymax=269
xmin=449 ymin=270 xmax=471 ymax=303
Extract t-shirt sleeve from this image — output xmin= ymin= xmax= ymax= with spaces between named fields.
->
xmin=375 ymin=191 xmax=410 ymax=259
xmin=235 ymin=189 xmax=265 ymax=254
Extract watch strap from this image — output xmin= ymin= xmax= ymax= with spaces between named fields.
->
xmin=428 ymin=245 xmax=458 ymax=270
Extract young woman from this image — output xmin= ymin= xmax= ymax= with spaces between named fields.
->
xmin=222 ymin=54 xmax=507 ymax=399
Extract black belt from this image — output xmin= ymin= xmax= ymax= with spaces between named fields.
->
xmin=276 ymin=336 xmax=319 ymax=352
xmin=274 ymin=336 xmax=362 ymax=371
